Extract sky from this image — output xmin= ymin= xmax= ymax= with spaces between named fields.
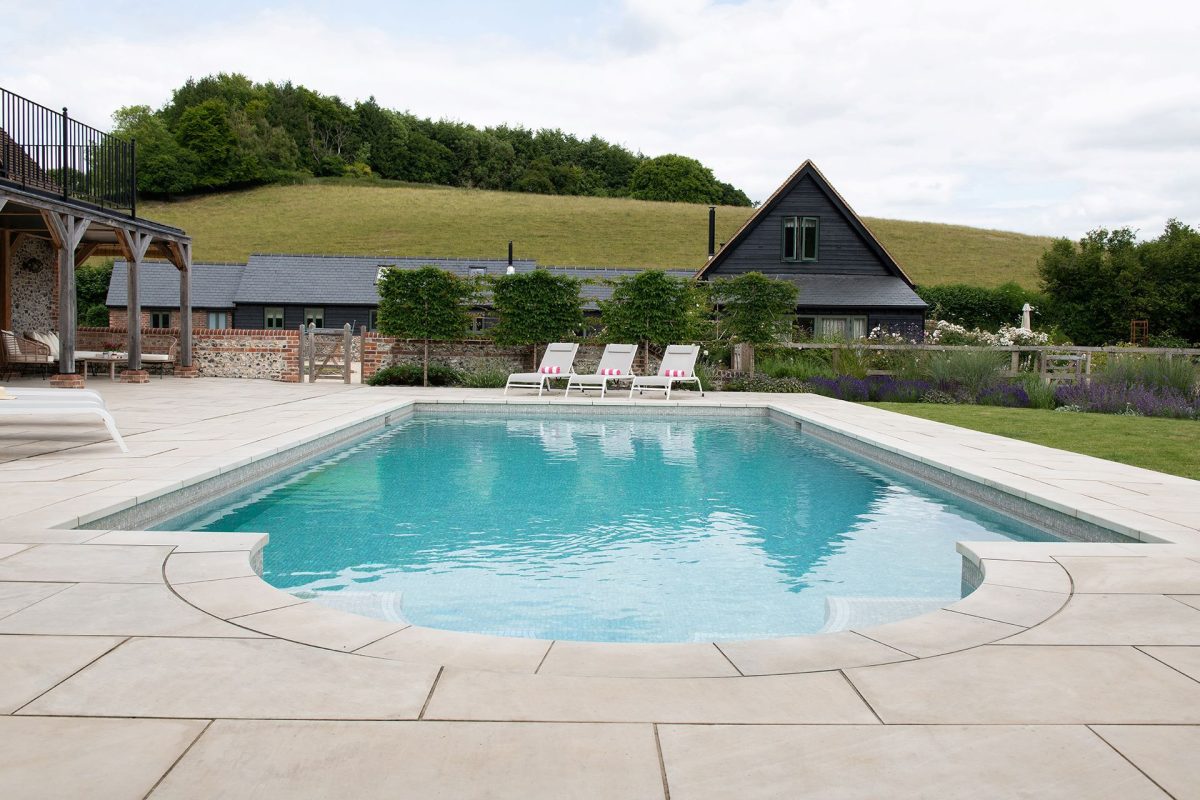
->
xmin=2 ymin=0 xmax=1198 ymax=237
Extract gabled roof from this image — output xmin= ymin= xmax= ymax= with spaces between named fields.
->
xmin=785 ymin=274 xmax=926 ymax=310
xmin=107 ymin=260 xmax=243 ymax=308
xmin=695 ymin=160 xmax=916 ymax=286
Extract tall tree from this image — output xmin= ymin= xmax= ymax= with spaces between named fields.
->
xmin=712 ymin=272 xmax=799 ymax=345
xmin=376 ymin=266 xmax=475 ymax=386
xmin=489 ymin=270 xmax=583 ymax=367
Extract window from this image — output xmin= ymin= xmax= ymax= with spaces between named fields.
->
xmin=367 ymin=310 xmax=378 ymax=331
xmin=817 ymin=316 xmax=867 ymax=341
xmin=206 ymin=311 xmax=228 ymax=329
xmin=304 ymin=308 xmax=325 ymax=328
xmin=149 ymin=311 xmax=171 ymax=328
xmin=794 ymin=316 xmax=816 ymax=341
xmin=782 ymin=216 xmax=819 ymax=262
xmin=264 ymin=307 xmax=284 ymax=329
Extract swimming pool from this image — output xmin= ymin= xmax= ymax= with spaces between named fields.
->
xmin=165 ymin=413 xmax=1059 ymax=642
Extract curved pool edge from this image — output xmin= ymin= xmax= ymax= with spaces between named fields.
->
xmin=159 ymin=535 xmax=1079 ymax=678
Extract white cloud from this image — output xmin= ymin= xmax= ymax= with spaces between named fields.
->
xmin=2 ymin=0 xmax=1197 ymax=237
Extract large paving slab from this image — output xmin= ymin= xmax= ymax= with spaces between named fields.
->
xmin=424 ymin=669 xmax=879 ymax=723
xmin=0 ymin=581 xmax=71 ymax=619
xmin=0 ymin=716 xmax=207 ymax=800
xmin=1056 ymin=556 xmax=1200 ymax=593
xmin=0 ymin=634 xmax=124 ymax=713
xmin=0 ymin=543 xmax=172 ymax=583
xmin=715 ymin=631 xmax=913 ymax=676
xmin=658 ymin=724 xmax=1168 ymax=799
xmin=1006 ymin=593 xmax=1200 ymax=645
xmin=846 ymin=645 xmax=1200 ymax=724
xmin=20 ymin=636 xmax=439 ymax=720
xmin=150 ymin=720 xmax=665 ymax=800
xmin=1091 ymin=725 xmax=1200 ymax=800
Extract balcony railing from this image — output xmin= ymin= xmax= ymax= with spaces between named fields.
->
xmin=0 ymin=87 xmax=136 ymax=215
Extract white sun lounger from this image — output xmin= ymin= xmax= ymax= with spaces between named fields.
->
xmin=0 ymin=389 xmax=128 ymax=452
xmin=564 ymin=344 xmax=638 ymax=399
xmin=504 ymin=343 xmax=580 ymax=396
xmin=629 ymin=345 xmax=704 ymax=400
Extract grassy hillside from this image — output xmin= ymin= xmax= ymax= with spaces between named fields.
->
xmin=140 ymin=180 xmax=1056 ymax=287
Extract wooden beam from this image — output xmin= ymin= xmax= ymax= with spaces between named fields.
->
xmin=178 ymin=241 xmax=193 ymax=368
xmin=0 ymin=197 xmax=6 ymax=214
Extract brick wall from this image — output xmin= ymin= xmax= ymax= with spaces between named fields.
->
xmin=107 ymin=308 xmax=231 ymax=330
xmin=76 ymin=327 xmax=300 ymax=382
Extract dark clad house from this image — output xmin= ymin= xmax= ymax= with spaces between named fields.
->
xmin=696 ymin=160 xmax=926 ymax=339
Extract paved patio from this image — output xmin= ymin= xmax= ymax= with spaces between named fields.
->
xmin=1 ymin=377 xmax=1199 ymax=798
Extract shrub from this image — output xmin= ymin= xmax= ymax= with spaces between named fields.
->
xmin=807 ymin=376 xmax=870 ymax=402
xmin=926 ymin=350 xmax=1009 ymax=397
xmin=1095 ymin=355 xmax=1197 ymax=397
xmin=722 ymin=375 xmax=810 ymax=393
xmin=458 ymin=360 xmax=511 ymax=388
xmin=368 ymin=362 xmax=461 ymax=387
xmin=1021 ymin=374 xmax=1058 ymax=410
xmin=1055 ymin=381 xmax=1200 ymax=419
xmin=916 ymin=282 xmax=1038 ymax=330
xmin=976 ymin=383 xmax=1031 ymax=408
xmin=756 ymin=354 xmax=837 ymax=381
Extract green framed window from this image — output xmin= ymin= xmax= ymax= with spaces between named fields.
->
xmin=782 ymin=216 xmax=819 ymax=262
xmin=304 ymin=307 xmax=325 ymax=328
xmin=264 ymin=307 xmax=284 ymax=329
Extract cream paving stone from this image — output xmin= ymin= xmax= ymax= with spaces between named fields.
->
xmin=150 ymin=720 xmax=664 ymax=800
xmin=0 ymin=634 xmax=124 ymax=713
xmin=537 ymin=641 xmax=739 ymax=678
xmin=87 ymin=530 xmax=267 ymax=552
xmin=165 ymin=550 xmax=258 ymax=584
xmin=231 ymin=601 xmax=403 ymax=652
xmin=657 ymin=724 xmax=1168 ymax=800
xmin=22 ymin=636 xmax=439 ymax=719
xmin=0 ymin=716 xmax=207 ymax=800
xmin=715 ymin=631 xmax=912 ymax=676
xmin=1057 ymin=557 xmax=1200 ymax=593
xmin=0 ymin=543 xmax=171 ymax=583
xmin=947 ymin=582 xmax=1068 ymax=627
xmin=847 ymin=645 xmax=1200 ymax=724
xmin=357 ymin=626 xmax=552 ymax=672
xmin=1172 ymin=594 xmax=1200 ymax=611
xmin=1092 ymin=725 xmax=1200 ymax=800
xmin=957 ymin=540 xmax=1137 ymax=563
xmin=0 ymin=582 xmax=265 ymax=638
xmin=1138 ymin=646 xmax=1200 ymax=681
xmin=0 ymin=542 xmax=31 ymax=559
xmin=173 ymin=575 xmax=306 ymax=619
xmin=0 ymin=527 xmax=101 ymax=544
xmin=854 ymin=608 xmax=1024 ymax=657
xmin=1006 ymin=593 xmax=1200 ymax=645
xmin=0 ymin=581 xmax=71 ymax=619
xmin=979 ymin=558 xmax=1073 ymax=593
xmin=424 ymin=669 xmax=879 ymax=723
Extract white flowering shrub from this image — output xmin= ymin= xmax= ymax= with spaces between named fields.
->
xmin=929 ymin=320 xmax=1048 ymax=347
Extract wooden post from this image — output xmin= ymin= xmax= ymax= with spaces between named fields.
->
xmin=41 ymin=211 xmax=90 ymax=386
xmin=179 ymin=244 xmax=193 ymax=369
xmin=307 ymin=324 xmax=316 ymax=383
xmin=116 ymin=229 xmax=153 ymax=382
xmin=343 ymin=323 xmax=352 ymax=384
xmin=1010 ymin=350 xmax=1020 ymax=377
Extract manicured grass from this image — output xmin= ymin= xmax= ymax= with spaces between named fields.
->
xmin=867 ymin=403 xmax=1200 ymax=480
xmin=139 ymin=179 xmax=1054 ymax=286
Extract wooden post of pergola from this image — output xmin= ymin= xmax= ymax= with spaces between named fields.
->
xmin=167 ymin=241 xmax=197 ymax=377
xmin=40 ymin=210 xmax=91 ymax=388
xmin=116 ymin=228 xmax=153 ymax=383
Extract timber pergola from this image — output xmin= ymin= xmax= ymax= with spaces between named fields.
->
xmin=0 ymin=183 xmax=194 ymax=385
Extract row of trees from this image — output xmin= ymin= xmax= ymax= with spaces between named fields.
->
xmin=112 ymin=73 xmax=751 ymax=206
xmin=1037 ymin=220 xmax=1200 ymax=346
xmin=376 ymin=268 xmax=796 ymax=385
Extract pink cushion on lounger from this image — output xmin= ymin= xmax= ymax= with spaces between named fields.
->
xmin=539 ymin=365 xmax=561 ymax=374
xmin=600 ymin=368 xmax=622 ymax=375
xmin=663 ymin=369 xmax=688 ymax=377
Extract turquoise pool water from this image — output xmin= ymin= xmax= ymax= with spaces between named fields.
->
xmin=165 ymin=414 xmax=1058 ymax=642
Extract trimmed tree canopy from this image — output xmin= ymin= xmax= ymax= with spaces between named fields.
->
xmin=711 ymin=271 xmax=798 ymax=345
xmin=376 ymin=266 xmax=475 ymax=385
xmin=600 ymin=270 xmax=704 ymax=347
xmin=488 ymin=270 xmax=584 ymax=352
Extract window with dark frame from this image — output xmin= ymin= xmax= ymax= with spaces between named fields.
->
xmin=367 ymin=310 xmax=378 ymax=331
xmin=264 ymin=307 xmax=284 ymax=329
xmin=149 ymin=311 xmax=171 ymax=328
xmin=782 ymin=216 xmax=819 ymax=262
xmin=304 ymin=308 xmax=325 ymax=328
xmin=206 ymin=311 xmax=228 ymax=329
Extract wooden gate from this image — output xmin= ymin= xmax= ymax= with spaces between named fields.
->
xmin=300 ymin=323 xmax=356 ymax=383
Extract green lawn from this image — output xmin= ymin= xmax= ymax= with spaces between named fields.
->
xmin=138 ymin=179 xmax=1054 ymax=286
xmin=867 ymin=403 xmax=1200 ymax=480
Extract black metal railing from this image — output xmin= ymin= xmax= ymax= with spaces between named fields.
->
xmin=0 ymin=87 xmax=136 ymax=215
